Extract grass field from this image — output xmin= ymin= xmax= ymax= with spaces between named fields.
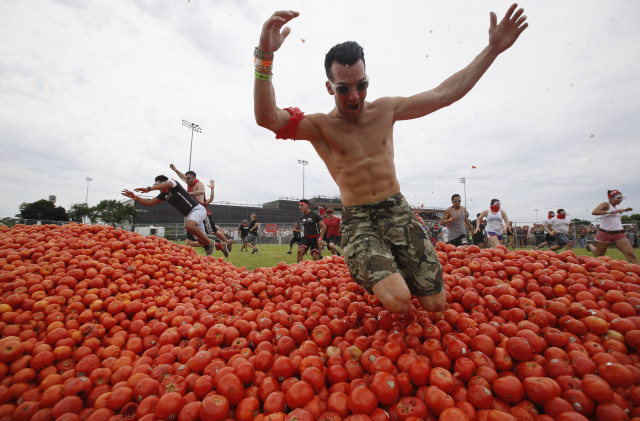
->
xmin=180 ymin=242 xmax=640 ymax=271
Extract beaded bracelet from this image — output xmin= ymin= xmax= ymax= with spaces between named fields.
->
xmin=255 ymin=64 xmax=273 ymax=74
xmin=254 ymin=47 xmax=274 ymax=61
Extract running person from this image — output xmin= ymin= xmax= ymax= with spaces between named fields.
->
xmin=170 ymin=164 xmax=231 ymax=256
xmin=324 ymin=208 xmax=342 ymax=255
xmin=297 ymin=200 xmax=326 ymax=262
xmin=254 ymin=5 xmax=527 ymax=313
xmin=548 ymin=209 xmax=573 ymax=252
xmin=440 ymin=194 xmax=472 ymax=246
xmin=475 ymin=199 xmax=510 ymax=248
xmin=534 ymin=211 xmax=556 ymax=250
xmin=472 ymin=213 xmax=486 ymax=248
xmin=246 ymin=214 xmax=260 ymax=255
xmin=287 ymin=221 xmax=301 ymax=254
xmin=121 ymin=176 xmax=215 ymax=256
xmin=587 ymin=190 xmax=638 ymax=265
xmin=238 ymin=220 xmax=250 ymax=252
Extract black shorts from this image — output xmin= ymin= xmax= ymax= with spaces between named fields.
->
xmin=544 ymin=233 xmax=555 ymax=244
xmin=449 ymin=234 xmax=469 ymax=247
xmin=328 ymin=236 xmax=341 ymax=245
xmin=299 ymin=236 xmax=321 ymax=254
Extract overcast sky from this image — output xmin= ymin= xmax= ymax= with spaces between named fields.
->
xmin=1 ymin=0 xmax=639 ymax=224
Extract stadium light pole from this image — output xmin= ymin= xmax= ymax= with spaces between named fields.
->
xmin=182 ymin=119 xmax=202 ymax=171
xmin=459 ymin=177 xmax=467 ymax=210
xmin=85 ymin=177 xmax=93 ymax=205
xmin=298 ymin=159 xmax=309 ymax=199
xmin=535 ymin=208 xmax=539 ymax=224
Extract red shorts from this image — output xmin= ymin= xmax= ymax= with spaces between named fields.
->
xmin=595 ymin=229 xmax=626 ymax=243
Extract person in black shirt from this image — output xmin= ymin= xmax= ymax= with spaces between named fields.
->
xmin=287 ymin=221 xmax=301 ymax=254
xmin=297 ymin=199 xmax=326 ymax=262
xmin=238 ymin=219 xmax=250 ymax=252
xmin=122 ymin=175 xmax=215 ymax=256
xmin=246 ymin=213 xmax=261 ymax=255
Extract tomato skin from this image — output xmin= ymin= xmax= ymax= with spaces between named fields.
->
xmin=493 ymin=375 xmax=524 ymax=404
xmin=155 ymin=391 xmax=185 ymax=421
xmin=348 ymin=386 xmax=378 ymax=415
xmin=467 ymin=384 xmax=493 ymax=409
xmin=286 ymin=380 xmax=315 ymax=410
xmin=396 ymin=395 xmax=429 ymax=419
xmin=235 ymin=396 xmax=260 ymax=421
xmin=424 ymin=385 xmax=454 ymax=416
xmin=523 ymin=377 xmax=561 ymax=405
xmin=581 ymin=375 xmax=614 ymax=403
xmin=199 ymin=394 xmax=228 ymax=421
xmin=370 ymin=371 xmax=399 ymax=406
xmin=429 ymin=366 xmax=455 ymax=394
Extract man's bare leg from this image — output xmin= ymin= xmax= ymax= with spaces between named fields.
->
xmin=372 ymin=273 xmax=446 ymax=314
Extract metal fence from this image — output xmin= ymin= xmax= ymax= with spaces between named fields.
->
xmin=3 ymin=218 xmax=638 ymax=249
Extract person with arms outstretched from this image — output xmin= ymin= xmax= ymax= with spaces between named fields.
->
xmin=253 ymin=5 xmax=527 ymax=313
xmin=170 ymin=164 xmax=231 ymax=256
xmin=122 ymin=176 xmax=216 ymax=256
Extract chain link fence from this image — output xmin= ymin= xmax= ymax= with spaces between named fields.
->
xmin=3 ymin=218 xmax=638 ymax=249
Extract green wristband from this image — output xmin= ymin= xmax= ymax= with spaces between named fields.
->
xmin=255 ymin=71 xmax=272 ymax=81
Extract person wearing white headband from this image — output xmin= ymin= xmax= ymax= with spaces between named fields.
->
xmin=586 ymin=189 xmax=637 ymax=265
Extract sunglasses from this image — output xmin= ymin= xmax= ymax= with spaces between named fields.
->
xmin=331 ymin=78 xmax=369 ymax=96
xmin=452 ymin=200 xmax=461 ymax=203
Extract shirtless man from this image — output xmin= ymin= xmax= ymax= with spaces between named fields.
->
xmin=254 ymin=5 xmax=527 ymax=314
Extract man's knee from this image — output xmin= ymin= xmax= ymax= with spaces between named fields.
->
xmin=381 ymin=294 xmax=412 ymax=314
xmin=418 ymin=290 xmax=447 ymax=312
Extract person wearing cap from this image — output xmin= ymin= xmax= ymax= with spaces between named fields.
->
xmin=547 ymin=209 xmax=573 ymax=252
xmin=533 ymin=211 xmax=557 ymax=250
xmin=475 ymin=199 xmax=510 ymax=248
xmin=297 ymin=200 xmax=326 ymax=262
xmin=238 ymin=219 xmax=250 ymax=252
xmin=587 ymin=190 xmax=637 ymax=264
xmin=121 ymin=175 xmax=216 ymax=256
xmin=323 ymin=208 xmax=342 ymax=256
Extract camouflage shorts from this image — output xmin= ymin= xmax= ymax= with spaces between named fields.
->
xmin=340 ymin=193 xmax=443 ymax=296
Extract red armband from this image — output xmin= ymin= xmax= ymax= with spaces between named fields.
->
xmin=275 ymin=107 xmax=306 ymax=140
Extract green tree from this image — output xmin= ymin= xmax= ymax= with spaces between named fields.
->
xmin=571 ymin=218 xmax=592 ymax=226
xmin=90 ymin=200 xmax=137 ymax=226
xmin=68 ymin=203 xmax=93 ymax=223
xmin=17 ymin=199 xmax=69 ymax=222
xmin=0 ymin=217 xmax=18 ymax=228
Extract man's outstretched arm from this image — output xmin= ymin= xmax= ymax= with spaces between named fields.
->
xmin=394 ymin=3 xmax=528 ymax=121
xmin=254 ymin=11 xmax=300 ymax=132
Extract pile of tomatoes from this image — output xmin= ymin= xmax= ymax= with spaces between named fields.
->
xmin=0 ymin=223 xmax=639 ymax=421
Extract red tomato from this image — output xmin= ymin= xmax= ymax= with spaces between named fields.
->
xmin=429 ymin=366 xmax=455 ymax=394
xmin=199 ymin=394 xmax=229 ymax=421
xmin=286 ymin=380 xmax=315 ymax=410
xmin=523 ymin=377 xmax=561 ymax=405
xmin=370 ymin=371 xmax=399 ymax=406
xmin=348 ymin=386 xmax=377 ymax=415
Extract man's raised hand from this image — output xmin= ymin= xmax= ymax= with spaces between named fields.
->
xmin=489 ymin=3 xmax=528 ymax=54
xmin=258 ymin=11 xmax=300 ymax=53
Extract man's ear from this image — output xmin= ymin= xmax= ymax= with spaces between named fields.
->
xmin=326 ymin=81 xmax=335 ymax=96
